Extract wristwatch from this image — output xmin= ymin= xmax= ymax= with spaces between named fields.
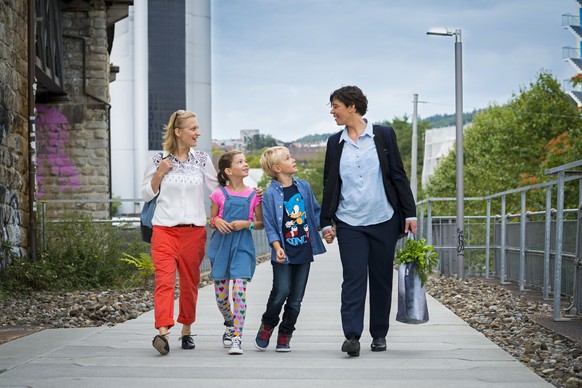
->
xmin=248 ymin=221 xmax=254 ymax=230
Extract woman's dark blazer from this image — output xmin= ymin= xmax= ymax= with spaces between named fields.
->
xmin=320 ymin=125 xmax=416 ymax=236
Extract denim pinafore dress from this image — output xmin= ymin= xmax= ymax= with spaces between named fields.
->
xmin=207 ymin=187 xmax=256 ymax=280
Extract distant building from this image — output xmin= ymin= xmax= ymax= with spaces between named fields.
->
xmin=563 ymin=2 xmax=582 ymax=107
xmin=240 ymin=129 xmax=260 ymax=142
xmin=422 ymin=124 xmax=470 ymax=188
xmin=110 ymin=1 xmax=212 ymax=216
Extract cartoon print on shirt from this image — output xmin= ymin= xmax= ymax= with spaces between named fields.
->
xmin=283 ymin=193 xmax=310 ymax=244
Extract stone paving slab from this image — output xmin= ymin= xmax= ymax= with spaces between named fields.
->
xmin=0 ymin=241 xmax=552 ymax=388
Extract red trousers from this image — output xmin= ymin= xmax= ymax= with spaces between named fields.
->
xmin=151 ymin=225 xmax=206 ymax=329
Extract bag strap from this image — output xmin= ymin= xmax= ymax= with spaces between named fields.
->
xmin=153 ymin=152 xmax=166 ymax=197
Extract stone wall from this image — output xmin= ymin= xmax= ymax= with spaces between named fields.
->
xmin=0 ymin=0 xmax=118 ymax=266
xmin=36 ymin=1 xmax=112 ymax=220
xmin=0 ymin=1 xmax=29 ymax=266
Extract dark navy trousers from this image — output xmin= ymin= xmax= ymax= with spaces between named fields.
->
xmin=335 ymin=214 xmax=401 ymax=340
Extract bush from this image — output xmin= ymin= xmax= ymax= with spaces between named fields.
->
xmin=120 ymin=252 xmax=155 ymax=287
xmin=0 ymin=214 xmax=147 ymax=294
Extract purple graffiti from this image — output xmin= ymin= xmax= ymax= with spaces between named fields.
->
xmin=36 ymin=105 xmax=81 ymax=197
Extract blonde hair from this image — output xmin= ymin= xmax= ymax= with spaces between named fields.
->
xmin=260 ymin=146 xmax=289 ymax=178
xmin=162 ymin=110 xmax=196 ymax=154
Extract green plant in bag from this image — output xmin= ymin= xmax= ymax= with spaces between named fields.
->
xmin=395 ymin=238 xmax=438 ymax=286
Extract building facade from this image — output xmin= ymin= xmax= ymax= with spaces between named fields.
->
xmin=564 ymin=1 xmax=582 ymax=106
xmin=0 ymin=0 xmax=132 ymax=266
xmin=109 ymin=0 xmax=212 ymax=216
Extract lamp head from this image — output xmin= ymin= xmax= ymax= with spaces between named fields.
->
xmin=426 ymin=27 xmax=454 ymax=36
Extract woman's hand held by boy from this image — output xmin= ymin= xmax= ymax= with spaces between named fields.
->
xmin=322 ymin=226 xmax=335 ymax=244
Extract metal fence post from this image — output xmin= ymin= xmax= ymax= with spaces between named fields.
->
xmin=544 ymin=186 xmax=552 ymax=300
xmin=500 ymin=195 xmax=509 ymax=284
xmin=418 ymin=202 xmax=425 ymax=239
xmin=485 ymin=198 xmax=491 ymax=278
xmin=40 ymin=200 xmax=46 ymax=252
xmin=553 ymin=170 xmax=568 ymax=321
xmin=566 ymin=203 xmax=582 ymax=315
xmin=519 ymin=191 xmax=527 ymax=291
xmin=427 ymin=200 xmax=433 ymax=247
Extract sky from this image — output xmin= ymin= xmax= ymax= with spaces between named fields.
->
xmin=210 ymin=0 xmax=576 ymax=142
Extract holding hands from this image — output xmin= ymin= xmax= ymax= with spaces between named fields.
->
xmin=322 ymin=227 xmax=335 ymax=244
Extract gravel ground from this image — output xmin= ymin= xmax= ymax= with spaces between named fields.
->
xmin=425 ymin=276 xmax=582 ymax=388
xmin=0 ymin=274 xmax=581 ymax=387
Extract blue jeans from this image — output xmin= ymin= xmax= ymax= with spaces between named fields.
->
xmin=260 ymin=261 xmax=311 ymax=335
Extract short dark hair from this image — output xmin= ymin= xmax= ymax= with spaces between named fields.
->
xmin=330 ymin=85 xmax=368 ymax=115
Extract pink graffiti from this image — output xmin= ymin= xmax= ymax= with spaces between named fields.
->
xmin=36 ymin=105 xmax=81 ymax=198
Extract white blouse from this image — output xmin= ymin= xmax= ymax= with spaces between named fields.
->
xmin=141 ymin=149 xmax=219 ymax=227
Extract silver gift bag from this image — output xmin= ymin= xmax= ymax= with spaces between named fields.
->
xmin=396 ymin=261 xmax=429 ymax=324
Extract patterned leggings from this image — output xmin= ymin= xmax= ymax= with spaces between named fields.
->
xmin=214 ymin=279 xmax=247 ymax=337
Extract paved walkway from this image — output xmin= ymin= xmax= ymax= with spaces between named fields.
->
xmin=0 ymin=241 xmax=551 ymax=387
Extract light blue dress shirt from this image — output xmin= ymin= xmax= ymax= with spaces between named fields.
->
xmin=335 ymin=121 xmax=394 ymax=226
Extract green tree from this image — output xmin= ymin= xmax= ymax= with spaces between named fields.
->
xmin=378 ymin=115 xmax=431 ymax=199
xmin=295 ymin=151 xmax=325 ymax=204
xmin=425 ymin=72 xmax=582 ymax=215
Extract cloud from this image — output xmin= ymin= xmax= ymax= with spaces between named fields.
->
xmin=211 ymin=0 xmax=574 ymax=141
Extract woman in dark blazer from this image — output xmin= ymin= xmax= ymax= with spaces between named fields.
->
xmin=320 ymin=85 xmax=417 ymax=357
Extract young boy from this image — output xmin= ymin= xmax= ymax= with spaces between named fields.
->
xmin=254 ymin=146 xmax=328 ymax=352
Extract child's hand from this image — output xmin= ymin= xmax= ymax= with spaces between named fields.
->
xmin=214 ymin=218 xmax=233 ymax=234
xmin=275 ymin=247 xmax=287 ymax=263
xmin=230 ymin=220 xmax=247 ymax=231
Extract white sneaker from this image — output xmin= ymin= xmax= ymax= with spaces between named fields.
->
xmin=223 ymin=326 xmax=236 ymax=348
xmin=228 ymin=336 xmax=243 ymax=355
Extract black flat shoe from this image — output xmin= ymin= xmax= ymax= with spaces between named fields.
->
xmin=152 ymin=334 xmax=170 ymax=355
xmin=341 ymin=338 xmax=360 ymax=357
xmin=180 ymin=334 xmax=195 ymax=350
xmin=371 ymin=337 xmax=387 ymax=352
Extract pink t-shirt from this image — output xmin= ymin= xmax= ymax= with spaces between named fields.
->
xmin=209 ymin=186 xmax=261 ymax=221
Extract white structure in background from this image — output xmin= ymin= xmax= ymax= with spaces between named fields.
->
xmin=422 ymin=124 xmax=470 ymax=188
xmin=243 ymin=168 xmax=264 ymax=188
xmin=109 ymin=1 xmax=212 ymax=215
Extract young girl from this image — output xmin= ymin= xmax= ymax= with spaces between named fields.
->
xmin=207 ymin=151 xmax=264 ymax=355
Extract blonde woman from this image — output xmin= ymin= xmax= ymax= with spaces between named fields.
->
xmin=141 ymin=110 xmax=219 ymax=355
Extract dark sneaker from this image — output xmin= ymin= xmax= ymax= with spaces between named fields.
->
xmin=223 ymin=325 xmax=236 ymax=348
xmin=254 ymin=324 xmax=274 ymax=351
xmin=152 ymin=334 xmax=170 ymax=355
xmin=341 ymin=338 xmax=360 ymax=357
xmin=276 ymin=332 xmax=292 ymax=352
xmin=179 ymin=334 xmax=195 ymax=350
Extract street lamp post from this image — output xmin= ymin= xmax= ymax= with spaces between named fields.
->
xmin=427 ymin=27 xmax=464 ymax=279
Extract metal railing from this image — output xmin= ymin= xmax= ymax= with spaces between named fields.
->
xmin=416 ymin=160 xmax=582 ymax=321
xmin=563 ymin=46 xmax=581 ymax=59
xmin=562 ymin=13 xmax=580 ymax=27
